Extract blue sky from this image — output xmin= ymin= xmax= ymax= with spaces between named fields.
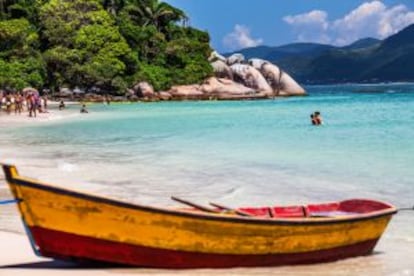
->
xmin=164 ymin=0 xmax=414 ymax=53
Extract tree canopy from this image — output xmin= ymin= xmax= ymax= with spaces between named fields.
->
xmin=0 ymin=0 xmax=212 ymax=93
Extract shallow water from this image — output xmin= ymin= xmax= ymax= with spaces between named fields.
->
xmin=0 ymin=83 xmax=414 ymax=274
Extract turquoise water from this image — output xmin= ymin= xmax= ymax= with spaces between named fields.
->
xmin=2 ymin=84 xmax=414 ymax=205
xmin=1 ymin=83 xmax=414 ymax=274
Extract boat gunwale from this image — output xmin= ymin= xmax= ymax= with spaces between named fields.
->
xmin=2 ymin=164 xmax=398 ymax=226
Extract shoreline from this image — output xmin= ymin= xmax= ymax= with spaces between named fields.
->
xmin=0 ymin=101 xmax=83 ymax=127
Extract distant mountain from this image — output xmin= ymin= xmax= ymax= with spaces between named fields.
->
xmin=224 ymin=24 xmax=414 ymax=84
xmin=303 ymin=24 xmax=414 ymax=83
xmin=224 ymin=43 xmax=335 ymax=63
xmin=224 ymin=46 xmax=275 ymax=60
xmin=341 ymin=38 xmax=381 ymax=50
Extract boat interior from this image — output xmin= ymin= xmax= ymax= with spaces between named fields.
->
xmin=178 ymin=199 xmax=395 ymax=219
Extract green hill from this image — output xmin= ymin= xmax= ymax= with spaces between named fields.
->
xmin=0 ymin=0 xmax=212 ymax=93
xmin=341 ymin=38 xmax=381 ymax=50
xmin=304 ymin=25 xmax=414 ymax=83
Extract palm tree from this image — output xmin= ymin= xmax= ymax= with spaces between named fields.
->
xmin=148 ymin=1 xmax=187 ymax=30
xmin=123 ymin=0 xmax=187 ymax=31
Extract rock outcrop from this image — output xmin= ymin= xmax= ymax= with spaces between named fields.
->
xmin=210 ymin=53 xmax=306 ymax=97
xmin=161 ymin=77 xmax=266 ymax=101
xmin=201 ymin=77 xmax=262 ymax=100
xmin=133 ymin=82 xmax=155 ymax=98
xmin=167 ymin=84 xmax=204 ymax=100
xmin=134 ymin=51 xmax=306 ymax=101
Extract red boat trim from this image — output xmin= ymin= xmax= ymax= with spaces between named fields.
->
xmin=30 ymin=226 xmax=379 ymax=268
xmin=2 ymin=165 xmax=397 ymax=226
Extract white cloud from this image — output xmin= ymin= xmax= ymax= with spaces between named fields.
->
xmin=377 ymin=4 xmax=414 ymax=37
xmin=283 ymin=10 xmax=328 ymax=29
xmin=331 ymin=1 xmax=388 ymax=45
xmin=284 ymin=1 xmax=414 ymax=46
xmin=223 ymin=24 xmax=263 ymax=51
xmin=283 ymin=10 xmax=330 ymax=44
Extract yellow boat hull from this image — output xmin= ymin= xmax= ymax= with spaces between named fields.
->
xmin=2 ymin=164 xmax=397 ymax=268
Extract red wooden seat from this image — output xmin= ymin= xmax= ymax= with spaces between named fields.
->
xmin=270 ymin=206 xmax=306 ymax=218
xmin=238 ymin=207 xmax=272 ymax=217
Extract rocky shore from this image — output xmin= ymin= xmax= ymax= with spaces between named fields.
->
xmin=55 ymin=51 xmax=306 ymax=103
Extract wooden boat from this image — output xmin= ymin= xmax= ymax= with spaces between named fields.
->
xmin=2 ymin=163 xmax=397 ymax=268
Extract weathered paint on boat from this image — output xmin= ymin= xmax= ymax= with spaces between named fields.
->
xmin=2 ymin=164 xmax=397 ymax=268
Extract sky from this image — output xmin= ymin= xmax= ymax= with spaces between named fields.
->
xmin=164 ymin=0 xmax=414 ymax=53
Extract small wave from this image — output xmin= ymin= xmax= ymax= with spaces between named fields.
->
xmin=386 ymin=89 xmax=397 ymax=94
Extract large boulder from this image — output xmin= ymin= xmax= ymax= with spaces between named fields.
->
xmin=133 ymin=82 xmax=155 ymax=98
xmin=227 ymin=53 xmax=245 ymax=65
xmin=211 ymin=60 xmax=233 ymax=80
xmin=277 ymin=69 xmax=306 ymax=96
xmin=249 ymin=58 xmax=306 ymax=96
xmin=230 ymin=64 xmax=273 ymax=96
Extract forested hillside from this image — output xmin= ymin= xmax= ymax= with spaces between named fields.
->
xmin=0 ymin=0 xmax=213 ymax=93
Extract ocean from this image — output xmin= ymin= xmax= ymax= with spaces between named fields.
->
xmin=0 ymin=83 xmax=413 ymax=275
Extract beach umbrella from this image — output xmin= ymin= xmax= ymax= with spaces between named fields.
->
xmin=22 ymin=87 xmax=39 ymax=95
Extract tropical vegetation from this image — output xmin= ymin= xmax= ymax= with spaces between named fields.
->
xmin=0 ymin=0 xmax=213 ymax=94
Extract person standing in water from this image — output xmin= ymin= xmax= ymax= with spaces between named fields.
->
xmin=310 ymin=111 xmax=323 ymax=125
xmin=80 ymin=104 xmax=88 ymax=113
xmin=314 ymin=111 xmax=323 ymax=125
xmin=310 ymin=114 xmax=317 ymax=125
xmin=59 ymin=100 xmax=65 ymax=110
xmin=28 ymin=92 xmax=37 ymax=117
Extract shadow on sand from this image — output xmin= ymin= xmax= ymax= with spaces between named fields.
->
xmin=0 ymin=259 xmax=128 ymax=270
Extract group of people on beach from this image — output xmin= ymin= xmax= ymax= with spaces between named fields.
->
xmin=0 ymin=90 xmax=90 ymax=116
xmin=0 ymin=91 xmax=48 ymax=117
xmin=310 ymin=111 xmax=323 ymax=125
